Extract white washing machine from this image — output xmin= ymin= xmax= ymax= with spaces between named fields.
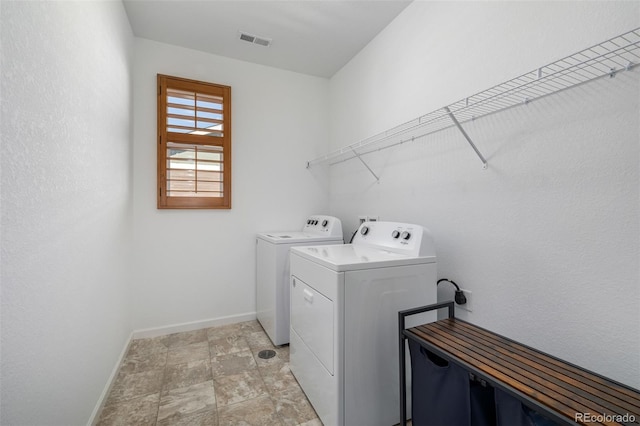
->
xmin=256 ymin=216 xmax=343 ymax=346
xmin=289 ymin=221 xmax=437 ymax=426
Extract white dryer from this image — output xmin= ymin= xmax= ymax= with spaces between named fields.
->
xmin=256 ymin=216 xmax=343 ymax=346
xmin=289 ymin=221 xmax=437 ymax=426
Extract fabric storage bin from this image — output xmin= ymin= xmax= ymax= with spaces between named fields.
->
xmin=470 ymin=378 xmax=497 ymax=426
xmin=494 ymin=388 xmax=558 ymax=426
xmin=409 ymin=339 xmax=498 ymax=426
xmin=409 ymin=339 xmax=471 ymax=426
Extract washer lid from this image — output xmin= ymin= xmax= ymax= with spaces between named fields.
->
xmin=290 ymin=244 xmax=436 ymax=272
xmin=257 ymin=231 xmax=344 ymax=245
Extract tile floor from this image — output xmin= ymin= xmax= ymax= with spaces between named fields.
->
xmin=97 ymin=320 xmax=321 ymax=426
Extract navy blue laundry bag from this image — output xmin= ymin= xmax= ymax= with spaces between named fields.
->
xmin=409 ymin=340 xmax=557 ymax=426
xmin=494 ymin=388 xmax=558 ymax=426
xmin=409 ymin=340 xmax=495 ymax=426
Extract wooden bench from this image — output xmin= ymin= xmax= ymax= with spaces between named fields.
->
xmin=399 ymin=301 xmax=640 ymax=426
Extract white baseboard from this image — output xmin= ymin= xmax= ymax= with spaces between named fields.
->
xmin=87 ymin=330 xmax=134 ymax=426
xmin=131 ymin=311 xmax=257 ymax=340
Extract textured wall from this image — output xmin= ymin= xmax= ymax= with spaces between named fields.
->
xmin=131 ymin=39 xmax=330 ymax=332
xmin=328 ymin=1 xmax=640 ymax=387
xmin=1 ymin=1 xmax=134 ymax=424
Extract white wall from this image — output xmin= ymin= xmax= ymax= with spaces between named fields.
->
xmin=132 ymin=39 xmax=329 ymax=331
xmin=0 ymin=1 xmax=134 ymax=424
xmin=329 ymin=1 xmax=640 ymax=387
xmin=2 ymin=3 xmax=637 ymax=423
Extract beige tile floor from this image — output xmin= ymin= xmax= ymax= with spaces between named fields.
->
xmin=97 ymin=320 xmax=321 ymax=426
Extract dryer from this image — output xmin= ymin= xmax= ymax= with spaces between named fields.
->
xmin=289 ymin=221 xmax=437 ymax=426
xmin=256 ymin=216 xmax=343 ymax=346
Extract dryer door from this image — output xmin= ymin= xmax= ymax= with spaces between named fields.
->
xmin=290 ymin=276 xmax=334 ymax=374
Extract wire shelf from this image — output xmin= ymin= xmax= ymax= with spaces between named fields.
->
xmin=307 ymin=28 xmax=640 ymax=171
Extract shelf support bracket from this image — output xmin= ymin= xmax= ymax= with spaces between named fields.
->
xmin=351 ymin=148 xmax=380 ymax=182
xmin=444 ymin=106 xmax=488 ymax=169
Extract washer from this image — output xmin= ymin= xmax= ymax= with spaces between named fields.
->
xmin=289 ymin=221 xmax=437 ymax=426
xmin=256 ymin=216 xmax=343 ymax=346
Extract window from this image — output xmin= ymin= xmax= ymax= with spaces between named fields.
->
xmin=157 ymin=74 xmax=231 ymax=209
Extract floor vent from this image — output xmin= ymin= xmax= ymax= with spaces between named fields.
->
xmin=258 ymin=349 xmax=276 ymax=359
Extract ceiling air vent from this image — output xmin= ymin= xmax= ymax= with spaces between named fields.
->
xmin=238 ymin=31 xmax=272 ymax=47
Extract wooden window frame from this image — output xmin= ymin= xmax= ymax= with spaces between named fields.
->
xmin=157 ymin=74 xmax=232 ymax=209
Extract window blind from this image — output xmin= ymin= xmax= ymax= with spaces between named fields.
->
xmin=158 ymin=75 xmax=231 ymax=209
xmin=166 ymin=142 xmax=223 ymax=198
xmin=166 ymin=88 xmax=224 ymax=137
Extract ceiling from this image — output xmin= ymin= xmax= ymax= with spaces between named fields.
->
xmin=122 ymin=0 xmax=412 ymax=78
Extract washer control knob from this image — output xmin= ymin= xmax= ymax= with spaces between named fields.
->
xmin=392 ymin=230 xmax=400 ymax=239
xmin=322 ymin=220 xmax=328 ymax=227
xmin=314 ymin=220 xmax=319 ymax=225
xmin=307 ymin=220 xmax=312 ymax=225
xmin=360 ymin=226 xmax=369 ymax=235
xmin=401 ymin=231 xmax=411 ymax=240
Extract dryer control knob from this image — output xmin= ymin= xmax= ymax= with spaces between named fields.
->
xmin=401 ymin=231 xmax=411 ymax=240
xmin=322 ymin=220 xmax=328 ymax=227
xmin=360 ymin=226 xmax=369 ymax=235
xmin=392 ymin=230 xmax=400 ymax=239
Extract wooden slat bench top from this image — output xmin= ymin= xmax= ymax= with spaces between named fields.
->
xmin=406 ymin=318 xmax=640 ymax=426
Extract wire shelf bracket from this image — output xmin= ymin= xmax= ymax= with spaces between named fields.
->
xmin=444 ymin=106 xmax=488 ymax=169
xmin=352 ymin=148 xmax=380 ymax=182
xmin=306 ymin=27 xmax=640 ymax=175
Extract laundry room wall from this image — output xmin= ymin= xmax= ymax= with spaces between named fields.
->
xmin=328 ymin=1 xmax=640 ymax=388
xmin=132 ymin=39 xmax=329 ymax=332
xmin=1 ymin=1 xmax=134 ymax=424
